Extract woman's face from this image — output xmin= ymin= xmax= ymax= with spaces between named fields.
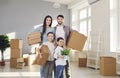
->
xmin=46 ymin=17 xmax=51 ymax=26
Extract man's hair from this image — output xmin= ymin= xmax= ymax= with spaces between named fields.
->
xmin=57 ymin=37 xmax=64 ymax=41
xmin=57 ymin=15 xmax=64 ymax=19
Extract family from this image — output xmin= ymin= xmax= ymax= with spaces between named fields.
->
xmin=33 ymin=15 xmax=72 ymax=78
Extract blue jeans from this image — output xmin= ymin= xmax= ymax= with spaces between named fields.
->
xmin=55 ymin=65 xmax=65 ymax=78
xmin=40 ymin=66 xmax=44 ymax=78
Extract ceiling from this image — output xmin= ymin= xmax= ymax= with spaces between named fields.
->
xmin=43 ymin=0 xmax=75 ymax=5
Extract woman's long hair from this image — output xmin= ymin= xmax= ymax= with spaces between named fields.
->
xmin=41 ymin=15 xmax=52 ymax=43
xmin=42 ymin=15 xmax=52 ymax=34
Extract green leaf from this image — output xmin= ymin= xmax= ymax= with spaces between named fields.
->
xmin=61 ymin=48 xmax=70 ymax=55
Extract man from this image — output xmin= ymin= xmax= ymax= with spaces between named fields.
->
xmin=54 ymin=15 xmax=72 ymax=78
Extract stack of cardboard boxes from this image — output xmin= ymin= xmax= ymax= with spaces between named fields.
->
xmin=10 ymin=39 xmax=23 ymax=68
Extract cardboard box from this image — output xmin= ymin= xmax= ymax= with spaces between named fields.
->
xmin=33 ymin=45 xmax=50 ymax=65
xmin=100 ymin=57 xmax=116 ymax=76
xmin=10 ymin=39 xmax=23 ymax=49
xmin=78 ymin=58 xmax=87 ymax=67
xmin=17 ymin=58 xmax=24 ymax=62
xmin=10 ymin=58 xmax=17 ymax=68
xmin=10 ymin=49 xmax=22 ymax=58
xmin=23 ymin=54 xmax=29 ymax=66
xmin=27 ymin=32 xmax=41 ymax=45
xmin=67 ymin=31 xmax=87 ymax=52
xmin=16 ymin=62 xmax=25 ymax=69
xmin=27 ymin=38 xmax=41 ymax=45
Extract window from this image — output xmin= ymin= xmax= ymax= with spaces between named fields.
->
xmin=79 ymin=7 xmax=91 ymax=36
xmin=71 ymin=6 xmax=91 ymax=50
xmin=79 ymin=7 xmax=91 ymax=50
xmin=110 ymin=0 xmax=119 ymax=51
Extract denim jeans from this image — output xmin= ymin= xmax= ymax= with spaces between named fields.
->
xmin=55 ymin=65 xmax=65 ymax=78
xmin=40 ymin=66 xmax=44 ymax=78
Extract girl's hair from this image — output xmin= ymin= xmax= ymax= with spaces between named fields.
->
xmin=41 ymin=15 xmax=52 ymax=43
xmin=42 ymin=15 xmax=52 ymax=34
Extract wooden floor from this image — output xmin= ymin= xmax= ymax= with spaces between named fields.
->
xmin=0 ymin=62 xmax=119 ymax=78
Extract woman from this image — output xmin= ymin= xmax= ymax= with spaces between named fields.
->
xmin=33 ymin=15 xmax=54 ymax=78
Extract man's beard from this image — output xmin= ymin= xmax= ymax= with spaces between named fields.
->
xmin=58 ymin=22 xmax=63 ymax=25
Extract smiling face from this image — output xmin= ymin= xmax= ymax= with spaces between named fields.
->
xmin=47 ymin=33 xmax=54 ymax=42
xmin=57 ymin=17 xmax=64 ymax=25
xmin=46 ymin=17 xmax=52 ymax=26
xmin=57 ymin=39 xmax=64 ymax=47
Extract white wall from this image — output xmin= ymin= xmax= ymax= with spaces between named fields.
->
xmin=0 ymin=0 xmax=70 ymax=60
xmin=91 ymin=0 xmax=110 ymax=54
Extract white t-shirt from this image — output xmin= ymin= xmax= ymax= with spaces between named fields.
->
xmin=41 ymin=41 xmax=55 ymax=61
xmin=54 ymin=46 xmax=66 ymax=66
xmin=56 ymin=26 xmax=65 ymax=41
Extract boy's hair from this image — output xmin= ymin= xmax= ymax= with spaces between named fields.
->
xmin=47 ymin=32 xmax=54 ymax=36
xmin=57 ymin=15 xmax=64 ymax=19
xmin=57 ymin=37 xmax=64 ymax=42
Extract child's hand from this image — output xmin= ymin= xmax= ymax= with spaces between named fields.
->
xmin=39 ymin=52 xmax=42 ymax=58
xmin=57 ymin=55 xmax=64 ymax=59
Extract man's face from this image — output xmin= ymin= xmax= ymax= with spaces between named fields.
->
xmin=57 ymin=17 xmax=64 ymax=25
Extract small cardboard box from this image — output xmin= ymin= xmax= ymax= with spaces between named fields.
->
xmin=78 ymin=58 xmax=87 ymax=67
xmin=10 ymin=48 xmax=22 ymax=58
xmin=27 ymin=32 xmax=41 ymax=45
xmin=33 ymin=45 xmax=50 ymax=65
xmin=67 ymin=31 xmax=87 ymax=52
xmin=16 ymin=62 xmax=25 ymax=69
xmin=17 ymin=58 xmax=24 ymax=62
xmin=23 ymin=54 xmax=29 ymax=66
xmin=100 ymin=57 xmax=116 ymax=76
xmin=10 ymin=58 xmax=17 ymax=68
xmin=10 ymin=39 xmax=23 ymax=49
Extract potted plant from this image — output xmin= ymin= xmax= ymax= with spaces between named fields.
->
xmin=0 ymin=35 xmax=10 ymax=66
xmin=61 ymin=48 xmax=70 ymax=60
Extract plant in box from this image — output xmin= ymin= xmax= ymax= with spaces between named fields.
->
xmin=61 ymin=48 xmax=70 ymax=60
xmin=0 ymin=35 xmax=10 ymax=66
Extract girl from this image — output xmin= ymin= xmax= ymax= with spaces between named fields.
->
xmin=40 ymin=32 xmax=55 ymax=78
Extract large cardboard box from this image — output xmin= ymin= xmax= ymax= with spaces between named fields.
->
xmin=10 ymin=39 xmax=23 ymax=49
xmin=78 ymin=58 xmax=87 ymax=67
xmin=27 ymin=32 xmax=41 ymax=45
xmin=33 ymin=45 xmax=50 ymax=65
xmin=10 ymin=49 xmax=22 ymax=58
xmin=100 ymin=57 xmax=116 ymax=76
xmin=10 ymin=58 xmax=17 ymax=68
xmin=67 ymin=31 xmax=87 ymax=52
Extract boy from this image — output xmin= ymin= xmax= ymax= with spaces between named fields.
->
xmin=54 ymin=37 xmax=66 ymax=78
